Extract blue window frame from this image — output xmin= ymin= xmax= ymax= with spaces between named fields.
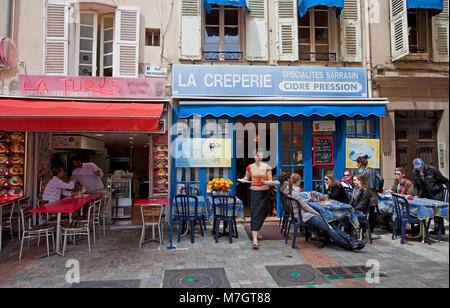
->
xmin=280 ymin=121 xmax=305 ymax=190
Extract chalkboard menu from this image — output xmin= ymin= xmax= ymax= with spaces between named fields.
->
xmin=313 ymin=137 xmax=334 ymax=166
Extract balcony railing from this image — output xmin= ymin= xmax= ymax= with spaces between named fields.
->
xmin=299 ymin=52 xmax=337 ymax=62
xmin=203 ymin=51 xmax=244 ymax=61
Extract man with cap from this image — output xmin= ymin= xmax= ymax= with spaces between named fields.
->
xmin=412 ymin=158 xmax=449 ymax=235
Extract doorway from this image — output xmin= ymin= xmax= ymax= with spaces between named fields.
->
xmin=395 ymin=111 xmax=439 ymax=180
xmin=235 ymin=120 xmax=277 ymax=218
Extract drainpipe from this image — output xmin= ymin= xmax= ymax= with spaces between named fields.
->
xmin=362 ymin=0 xmax=373 ymax=98
xmin=5 ymin=0 xmax=11 ymax=37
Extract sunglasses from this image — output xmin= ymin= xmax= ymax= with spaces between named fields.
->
xmin=344 ymin=174 xmax=351 ymax=177
xmin=324 ymin=178 xmax=329 ymax=181
xmin=394 ymin=173 xmax=402 ymax=176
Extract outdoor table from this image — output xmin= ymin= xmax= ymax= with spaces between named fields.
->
xmin=300 ymin=191 xmax=360 ymax=229
xmin=206 ymin=196 xmax=245 ymax=239
xmin=30 ymin=194 xmax=100 ymax=257
xmin=0 ymin=196 xmax=21 ymax=252
xmin=378 ymin=193 xmax=449 ymax=242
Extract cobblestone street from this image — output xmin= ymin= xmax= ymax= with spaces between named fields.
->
xmin=0 ymin=222 xmax=448 ymax=288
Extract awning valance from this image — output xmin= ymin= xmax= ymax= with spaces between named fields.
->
xmin=176 ymin=104 xmax=386 ymax=118
xmin=298 ymin=0 xmax=344 ymax=18
xmin=407 ymin=0 xmax=443 ymax=15
xmin=204 ymin=0 xmax=251 ymax=14
xmin=0 ymin=99 xmax=164 ymax=131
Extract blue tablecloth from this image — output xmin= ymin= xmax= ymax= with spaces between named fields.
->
xmin=205 ymin=197 xmax=246 ymax=222
xmin=301 ymin=191 xmax=360 ymax=228
xmin=378 ymin=194 xmax=449 ymax=221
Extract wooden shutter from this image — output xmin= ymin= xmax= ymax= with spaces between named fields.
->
xmin=246 ymin=0 xmax=268 ymax=61
xmin=277 ymin=0 xmax=298 ymax=61
xmin=180 ymin=0 xmax=201 ymax=60
xmin=340 ymin=0 xmax=362 ymax=62
xmin=432 ymin=0 xmax=449 ymax=62
xmin=114 ymin=6 xmax=140 ymax=77
xmin=44 ymin=0 xmax=69 ymax=75
xmin=390 ymin=0 xmax=409 ymax=61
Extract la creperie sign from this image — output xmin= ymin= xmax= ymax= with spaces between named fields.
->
xmin=20 ymin=75 xmax=166 ymax=99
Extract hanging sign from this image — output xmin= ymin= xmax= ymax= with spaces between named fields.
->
xmin=313 ymin=120 xmax=336 ymax=132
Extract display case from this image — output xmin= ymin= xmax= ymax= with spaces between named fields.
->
xmin=0 ymin=132 xmax=26 ymax=198
xmin=111 ymin=178 xmax=133 ymax=219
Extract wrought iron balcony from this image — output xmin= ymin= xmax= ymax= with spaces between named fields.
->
xmin=203 ymin=51 xmax=244 ymax=61
xmin=299 ymin=52 xmax=337 ymax=62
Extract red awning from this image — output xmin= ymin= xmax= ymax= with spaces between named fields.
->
xmin=0 ymin=99 xmax=164 ymax=131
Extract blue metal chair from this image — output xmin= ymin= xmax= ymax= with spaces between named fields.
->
xmin=285 ymin=196 xmax=323 ymax=249
xmin=279 ymin=191 xmax=291 ymax=235
xmin=180 ymin=186 xmax=200 ymax=196
xmin=180 ymin=186 xmax=207 ymax=231
xmin=174 ymin=195 xmax=204 ymax=244
xmin=391 ymin=193 xmax=431 ymax=245
xmin=344 ymin=187 xmax=353 ymax=203
xmin=212 ymin=195 xmax=237 ymax=243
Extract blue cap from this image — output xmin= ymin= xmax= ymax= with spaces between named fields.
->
xmin=413 ymin=158 xmax=424 ymax=169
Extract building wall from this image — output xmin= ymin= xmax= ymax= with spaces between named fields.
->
xmin=370 ymin=0 xmax=449 ymax=188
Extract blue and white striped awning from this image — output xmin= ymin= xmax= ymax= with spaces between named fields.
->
xmin=204 ymin=0 xmax=250 ymax=14
xmin=298 ymin=0 xmax=344 ymax=18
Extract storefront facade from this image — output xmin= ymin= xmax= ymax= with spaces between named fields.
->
xmin=171 ymin=64 xmax=388 ymax=217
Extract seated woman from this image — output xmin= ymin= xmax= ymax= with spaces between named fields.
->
xmin=340 ymin=169 xmax=354 ymax=188
xmin=284 ymin=173 xmax=366 ymax=251
xmin=391 ymin=168 xmax=414 ymax=195
xmin=345 ymin=174 xmax=372 ymax=236
xmin=324 ymin=174 xmax=349 ymax=203
xmin=42 ymin=166 xmax=75 ymax=204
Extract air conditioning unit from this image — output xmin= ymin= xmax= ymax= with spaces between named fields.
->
xmin=0 ymin=37 xmax=17 ymax=70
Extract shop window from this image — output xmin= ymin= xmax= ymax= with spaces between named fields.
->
xmin=78 ymin=12 xmax=114 ymax=77
xmin=175 ymin=118 xmax=202 ymax=194
xmin=204 ymin=5 xmax=242 ymax=61
xmin=281 ymin=121 xmax=305 ymax=190
xmin=407 ymin=9 xmax=429 ymax=55
xmin=145 ymin=29 xmax=160 ymax=46
xmin=298 ymin=6 xmax=336 ymax=61
xmin=346 ymin=119 xmax=377 ymax=139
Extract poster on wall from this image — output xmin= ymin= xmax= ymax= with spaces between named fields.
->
xmin=175 ymin=138 xmax=232 ymax=168
xmin=313 ymin=137 xmax=334 ymax=166
xmin=346 ymin=139 xmax=380 ymax=169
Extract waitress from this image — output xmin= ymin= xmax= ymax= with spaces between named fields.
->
xmin=241 ymin=152 xmax=272 ymax=249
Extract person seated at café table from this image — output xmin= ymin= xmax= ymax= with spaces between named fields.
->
xmin=42 ymin=166 xmax=75 ymax=204
xmin=344 ymin=174 xmax=372 ymax=237
xmin=391 ymin=168 xmax=414 ymax=196
xmin=284 ymin=173 xmax=366 ymax=251
xmin=324 ymin=174 xmax=349 ymax=204
xmin=71 ymin=155 xmax=104 ymax=193
xmin=340 ymin=169 xmax=354 ymax=188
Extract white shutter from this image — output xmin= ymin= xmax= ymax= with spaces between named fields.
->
xmin=114 ymin=6 xmax=140 ymax=77
xmin=432 ymin=0 xmax=449 ymax=62
xmin=277 ymin=0 xmax=298 ymax=61
xmin=246 ymin=0 xmax=268 ymax=61
xmin=44 ymin=0 xmax=69 ymax=75
xmin=390 ymin=0 xmax=409 ymax=61
xmin=180 ymin=0 xmax=202 ymax=60
xmin=340 ymin=0 xmax=362 ymax=62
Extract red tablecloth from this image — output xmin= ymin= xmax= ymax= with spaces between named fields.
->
xmin=0 ymin=197 xmax=21 ymax=206
xmin=134 ymin=199 xmax=170 ymax=206
xmin=31 ymin=194 xmax=100 ymax=214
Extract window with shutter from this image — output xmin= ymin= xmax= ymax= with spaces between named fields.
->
xmin=432 ymin=0 xmax=449 ymax=62
xmin=246 ymin=0 xmax=268 ymax=61
xmin=180 ymin=0 xmax=202 ymax=60
xmin=44 ymin=1 xmax=69 ymax=75
xmin=277 ymin=0 xmax=298 ymax=61
xmin=114 ymin=7 xmax=140 ymax=77
xmin=390 ymin=0 xmax=409 ymax=61
xmin=297 ymin=5 xmax=335 ymax=61
xmin=340 ymin=0 xmax=362 ymax=63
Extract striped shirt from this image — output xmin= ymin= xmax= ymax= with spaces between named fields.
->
xmin=42 ymin=176 xmax=75 ymax=204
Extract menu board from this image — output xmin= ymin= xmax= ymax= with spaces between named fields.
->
xmin=313 ymin=137 xmax=334 ymax=166
xmin=0 ymin=131 xmax=25 ymax=197
xmin=152 ymin=133 xmax=169 ymax=195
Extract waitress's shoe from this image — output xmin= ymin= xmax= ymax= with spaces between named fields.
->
xmin=257 ymin=235 xmax=263 ymax=240
xmin=252 ymin=242 xmax=259 ymax=250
